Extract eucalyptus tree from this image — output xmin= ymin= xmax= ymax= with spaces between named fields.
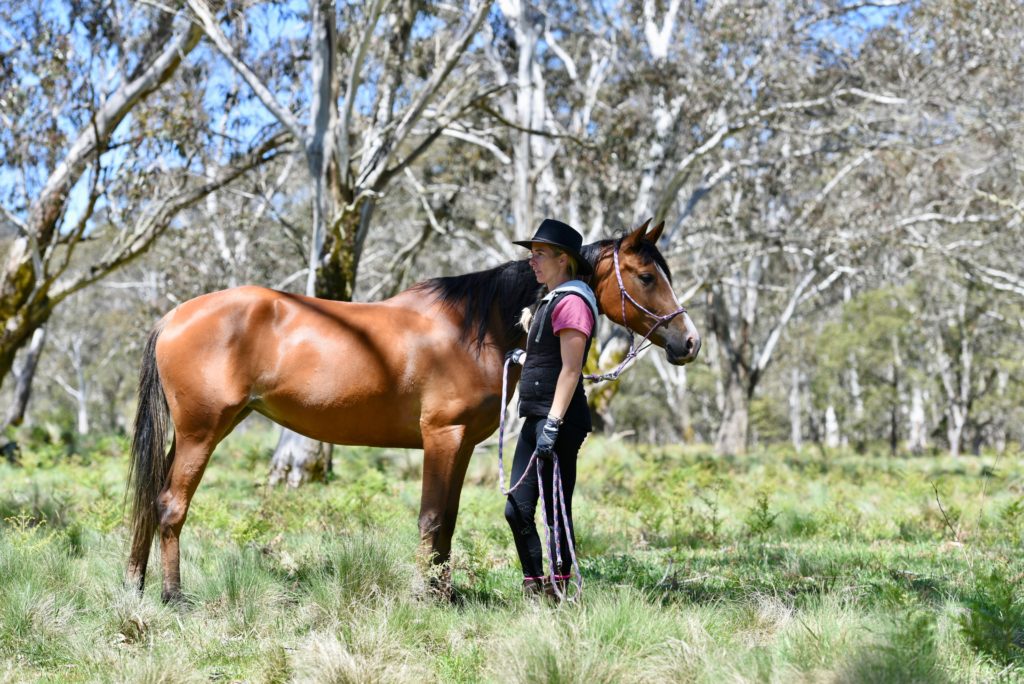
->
xmin=0 ymin=1 xmax=286 ymax=397
xmin=596 ymin=2 xmax=918 ymax=453
xmin=185 ymin=0 xmax=494 ymax=484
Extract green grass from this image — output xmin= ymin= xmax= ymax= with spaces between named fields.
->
xmin=1 ymin=428 xmax=1022 ymax=682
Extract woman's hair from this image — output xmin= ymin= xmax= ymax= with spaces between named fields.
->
xmin=551 ymin=247 xmax=579 ymax=279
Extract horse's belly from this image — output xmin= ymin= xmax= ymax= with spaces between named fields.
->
xmin=253 ymin=393 xmax=424 ymax=449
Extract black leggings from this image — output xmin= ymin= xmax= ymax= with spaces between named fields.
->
xmin=504 ymin=416 xmax=587 ymax=579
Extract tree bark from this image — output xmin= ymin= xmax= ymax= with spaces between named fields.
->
xmin=2 ymin=327 xmax=46 ymax=431
xmin=0 ymin=19 xmax=202 ymax=389
xmin=268 ymin=428 xmax=333 ymax=487
xmin=715 ymin=371 xmax=750 ymax=455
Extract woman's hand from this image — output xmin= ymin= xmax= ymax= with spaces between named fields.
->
xmin=535 ymin=415 xmax=562 ymax=460
xmin=505 ymin=348 xmax=526 ymax=365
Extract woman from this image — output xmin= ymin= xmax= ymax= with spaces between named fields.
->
xmin=505 ymin=218 xmax=598 ymax=598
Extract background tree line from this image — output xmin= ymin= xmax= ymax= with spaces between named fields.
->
xmin=2 ymin=0 xmax=1021 ymax=469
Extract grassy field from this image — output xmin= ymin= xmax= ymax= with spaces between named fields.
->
xmin=1 ymin=426 xmax=1022 ymax=683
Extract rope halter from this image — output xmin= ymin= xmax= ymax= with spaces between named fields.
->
xmin=584 ymin=245 xmax=690 ymax=383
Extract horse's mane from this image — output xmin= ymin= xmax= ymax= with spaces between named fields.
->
xmin=414 ymin=259 xmax=541 ymax=352
xmin=417 ymin=235 xmax=671 ymax=353
xmin=581 ymin=236 xmax=673 ymax=282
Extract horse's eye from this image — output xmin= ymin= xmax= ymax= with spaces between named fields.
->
xmin=638 ymin=273 xmax=655 ymax=286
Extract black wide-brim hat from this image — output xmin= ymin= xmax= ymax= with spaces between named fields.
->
xmin=513 ymin=218 xmax=594 ymax=276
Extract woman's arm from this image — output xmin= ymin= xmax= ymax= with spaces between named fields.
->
xmin=548 ymin=329 xmax=588 ymax=420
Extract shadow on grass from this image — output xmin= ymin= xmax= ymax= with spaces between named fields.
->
xmin=490 ymin=542 xmax=983 ymax=611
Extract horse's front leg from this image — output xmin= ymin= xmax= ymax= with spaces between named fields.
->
xmin=418 ymin=423 xmax=474 ymax=600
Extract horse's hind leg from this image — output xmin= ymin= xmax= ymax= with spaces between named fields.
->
xmin=418 ymin=424 xmax=474 ymax=599
xmin=158 ymin=407 xmax=250 ymax=603
xmin=126 ymin=438 xmax=175 ymax=593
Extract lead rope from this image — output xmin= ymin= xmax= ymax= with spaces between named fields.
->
xmin=496 ymin=245 xmax=689 ymax=601
xmin=498 ymin=357 xmax=582 ymax=601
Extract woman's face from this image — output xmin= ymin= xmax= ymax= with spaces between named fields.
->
xmin=528 ymin=243 xmax=569 ymax=287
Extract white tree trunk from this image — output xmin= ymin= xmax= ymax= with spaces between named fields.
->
xmin=2 ymin=327 xmax=46 ymax=430
xmin=946 ymin=408 xmax=966 ymax=459
xmin=500 ymin=0 xmax=542 ymax=237
xmin=268 ymin=0 xmax=337 ymax=485
xmin=994 ymin=371 xmax=1008 ymax=454
xmin=73 ymin=340 xmax=89 ymax=435
xmin=715 ymin=379 xmax=749 ymax=455
xmin=789 ymin=366 xmax=803 ymax=451
xmin=908 ymin=386 xmax=927 ymax=455
xmin=651 ymin=352 xmax=691 ymax=442
xmin=268 ymin=429 xmax=333 ymax=487
xmin=824 ymin=405 xmax=840 ymax=449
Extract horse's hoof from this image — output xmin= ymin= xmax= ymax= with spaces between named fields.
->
xmin=161 ymin=589 xmax=186 ymax=606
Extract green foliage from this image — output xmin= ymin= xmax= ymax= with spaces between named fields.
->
xmin=810 ymin=286 xmax=919 ymax=447
xmin=840 ymin=609 xmax=947 ymax=683
xmin=744 ymin=489 xmax=780 ymax=538
xmin=959 ymin=569 xmax=1024 ymax=666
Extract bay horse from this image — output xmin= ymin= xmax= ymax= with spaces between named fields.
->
xmin=126 ymin=219 xmax=701 ymax=602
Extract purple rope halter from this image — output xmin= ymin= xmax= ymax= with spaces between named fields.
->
xmin=584 ymin=246 xmax=689 ymax=383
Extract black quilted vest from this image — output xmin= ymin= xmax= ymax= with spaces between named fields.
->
xmin=518 ymin=290 xmax=595 ymax=431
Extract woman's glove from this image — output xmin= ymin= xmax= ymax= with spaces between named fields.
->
xmin=505 ymin=348 xmax=526 ymax=365
xmin=535 ymin=415 xmax=562 ymax=460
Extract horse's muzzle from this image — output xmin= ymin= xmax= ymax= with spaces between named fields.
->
xmin=665 ymin=332 xmax=701 ymax=365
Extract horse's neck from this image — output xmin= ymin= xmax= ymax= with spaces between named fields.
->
xmin=587 ymin=246 xmax=618 ymax=318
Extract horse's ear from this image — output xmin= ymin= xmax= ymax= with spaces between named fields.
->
xmin=624 ymin=218 xmax=652 ymax=247
xmin=646 ymin=220 xmax=665 ymax=244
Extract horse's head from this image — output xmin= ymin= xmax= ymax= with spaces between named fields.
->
xmin=590 ymin=219 xmax=701 ymax=365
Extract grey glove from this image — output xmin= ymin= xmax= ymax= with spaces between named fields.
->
xmin=505 ymin=348 xmax=526 ymax=365
xmin=535 ymin=415 xmax=562 ymax=461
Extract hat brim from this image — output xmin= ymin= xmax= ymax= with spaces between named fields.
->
xmin=513 ymin=238 xmax=594 ymax=276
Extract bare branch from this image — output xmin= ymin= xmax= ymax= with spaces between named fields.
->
xmin=0 ymin=204 xmax=26 ymax=232
xmin=441 ymin=128 xmax=512 ymax=165
xmin=643 ymin=0 xmax=682 ymax=60
xmin=753 ymin=268 xmax=829 ymax=377
xmin=337 ymin=0 xmax=385 ymax=183
xmin=475 ymin=101 xmax=596 ymax=149
xmin=186 ymin=0 xmax=304 ymax=143
xmin=51 ymin=132 xmax=288 ymax=303
xmin=54 ymin=373 xmax=83 ymax=402
xmin=359 ymin=0 xmax=493 ymax=188
xmin=656 ymin=88 xmax=908 ymax=220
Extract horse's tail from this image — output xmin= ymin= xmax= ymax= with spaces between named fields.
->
xmin=126 ymin=323 xmax=171 ymax=547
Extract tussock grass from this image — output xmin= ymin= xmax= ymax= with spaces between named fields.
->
xmin=1 ymin=429 xmax=1022 ymax=681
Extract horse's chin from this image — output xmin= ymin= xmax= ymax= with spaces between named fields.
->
xmin=665 ymin=344 xmax=700 ymax=366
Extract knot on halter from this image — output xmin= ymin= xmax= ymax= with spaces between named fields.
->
xmin=584 ymin=246 xmax=688 ymax=383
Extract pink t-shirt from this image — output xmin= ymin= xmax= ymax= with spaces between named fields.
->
xmin=551 ymin=296 xmax=594 ymax=337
